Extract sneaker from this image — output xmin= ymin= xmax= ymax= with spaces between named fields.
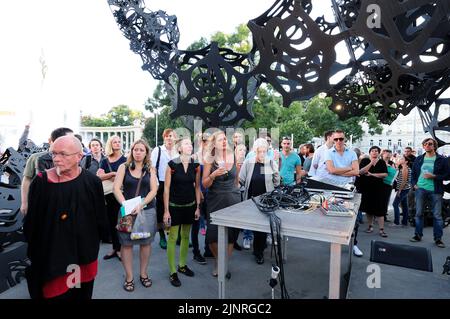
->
xmin=159 ymin=238 xmax=167 ymax=250
xmin=388 ymin=223 xmax=401 ymax=227
xmin=352 ymin=245 xmax=363 ymax=257
xmin=410 ymin=235 xmax=422 ymax=242
xmin=178 ymin=265 xmax=195 ymax=277
xmin=266 ymin=235 xmax=272 ymax=245
xmin=435 ymin=239 xmax=446 ymax=248
xmin=243 ymin=238 xmax=251 ymax=249
xmin=255 ymin=254 xmax=264 ymax=265
xmin=200 ymin=228 xmax=206 ymax=236
xmin=169 ymin=273 xmax=181 ymax=287
xmin=193 ymin=254 xmax=207 ymax=265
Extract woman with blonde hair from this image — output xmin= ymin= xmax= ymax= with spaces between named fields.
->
xmin=97 ymin=135 xmax=127 ymax=261
xmin=202 ymin=130 xmax=241 ymax=277
xmin=113 ymin=139 xmax=158 ymax=292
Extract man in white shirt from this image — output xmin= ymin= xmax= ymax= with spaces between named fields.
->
xmin=150 ymin=128 xmax=178 ymax=249
xmin=309 ymin=130 xmax=334 ymax=177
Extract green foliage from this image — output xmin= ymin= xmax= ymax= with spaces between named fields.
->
xmin=143 ymin=24 xmax=384 ymax=145
xmin=81 ymin=105 xmax=144 ymax=127
xmin=143 ymin=106 xmax=184 ymax=146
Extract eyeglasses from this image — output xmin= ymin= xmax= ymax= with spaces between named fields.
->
xmin=423 ymin=142 xmax=434 ymax=146
xmin=334 ymin=137 xmax=345 ymax=142
xmin=49 ymin=151 xmax=80 ymax=158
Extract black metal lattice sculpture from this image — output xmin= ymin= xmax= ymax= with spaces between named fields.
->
xmin=0 ymin=145 xmax=47 ymax=293
xmin=108 ymin=0 xmax=450 ymax=127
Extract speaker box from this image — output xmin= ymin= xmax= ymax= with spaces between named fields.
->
xmin=370 ymin=240 xmax=433 ymax=272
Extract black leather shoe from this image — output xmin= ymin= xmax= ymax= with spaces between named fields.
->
xmin=103 ymin=251 xmax=119 ymax=260
xmin=255 ymin=254 xmax=264 ymax=265
xmin=170 ymin=273 xmax=181 ymax=287
xmin=178 ymin=265 xmax=195 ymax=277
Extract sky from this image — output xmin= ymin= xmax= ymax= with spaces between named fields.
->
xmin=0 ymin=0 xmax=285 ymax=118
xmin=4 ymin=1 xmax=446 ymax=148
xmin=0 ymin=0 xmax=336 ymax=147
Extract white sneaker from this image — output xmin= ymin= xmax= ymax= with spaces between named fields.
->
xmin=266 ymin=234 xmax=272 ymax=245
xmin=243 ymin=238 xmax=251 ymax=249
xmin=353 ymin=245 xmax=363 ymax=257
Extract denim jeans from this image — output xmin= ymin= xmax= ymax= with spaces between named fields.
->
xmin=414 ymin=188 xmax=443 ymax=240
xmin=356 ymin=210 xmax=363 ymax=224
xmin=392 ymin=189 xmax=409 ymax=225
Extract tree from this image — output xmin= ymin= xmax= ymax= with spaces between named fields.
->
xmin=143 ymin=106 xmax=184 ymax=147
xmin=81 ymin=105 xmax=144 ymax=127
xmin=80 ymin=115 xmax=112 ymax=127
xmin=143 ymin=23 xmax=383 ymax=145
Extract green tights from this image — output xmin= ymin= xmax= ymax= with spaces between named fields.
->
xmin=167 ymin=224 xmax=192 ymax=275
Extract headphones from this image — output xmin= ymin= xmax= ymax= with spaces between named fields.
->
xmin=129 ymin=161 xmax=149 ymax=172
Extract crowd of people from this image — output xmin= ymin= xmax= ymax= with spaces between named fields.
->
xmin=18 ymin=124 xmax=450 ymax=299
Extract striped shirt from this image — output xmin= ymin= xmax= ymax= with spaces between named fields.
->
xmin=395 ymin=166 xmax=412 ymax=191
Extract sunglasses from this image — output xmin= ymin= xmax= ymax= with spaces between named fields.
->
xmin=282 ymin=136 xmax=291 ymax=141
xmin=423 ymin=142 xmax=434 ymax=146
xmin=334 ymin=137 xmax=345 ymax=142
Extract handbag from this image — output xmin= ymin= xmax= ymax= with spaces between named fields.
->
xmin=116 ymin=169 xmax=145 ymax=233
xmin=102 ymin=179 xmax=114 ymax=195
xmin=102 ymin=159 xmax=115 ymax=195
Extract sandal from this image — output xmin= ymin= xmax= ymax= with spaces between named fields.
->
xmin=123 ymin=279 xmax=134 ymax=292
xmin=365 ymin=225 xmax=374 ymax=233
xmin=379 ymin=228 xmax=388 ymax=238
xmin=140 ymin=276 xmax=152 ymax=288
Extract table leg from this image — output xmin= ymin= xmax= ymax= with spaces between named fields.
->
xmin=218 ymin=225 xmax=228 ymax=299
xmin=282 ymin=236 xmax=288 ymax=263
xmin=329 ymin=243 xmax=342 ymax=299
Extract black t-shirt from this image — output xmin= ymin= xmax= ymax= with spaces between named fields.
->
xmin=168 ymin=159 xmax=199 ymax=205
xmin=100 ymin=156 xmax=127 ymax=173
xmin=248 ymin=162 xmax=267 ymax=198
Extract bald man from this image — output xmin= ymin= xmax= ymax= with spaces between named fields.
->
xmin=24 ymin=135 xmax=108 ymax=299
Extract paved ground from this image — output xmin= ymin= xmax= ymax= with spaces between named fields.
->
xmin=1 ymin=207 xmax=449 ymax=299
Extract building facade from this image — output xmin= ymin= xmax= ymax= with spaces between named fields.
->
xmin=354 ymin=108 xmax=450 ymax=156
xmin=79 ymin=125 xmax=143 ymax=153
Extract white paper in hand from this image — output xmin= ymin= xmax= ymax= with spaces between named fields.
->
xmin=120 ymin=196 xmax=142 ymax=217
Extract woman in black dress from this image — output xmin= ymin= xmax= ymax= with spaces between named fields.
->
xmin=202 ymin=130 xmax=241 ymax=277
xmin=163 ymin=137 xmax=201 ymax=287
xmin=359 ymin=146 xmax=389 ymax=237
xmin=97 ymin=135 xmax=127 ymax=260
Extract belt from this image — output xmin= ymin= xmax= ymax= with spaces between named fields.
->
xmin=169 ymin=201 xmax=196 ymax=207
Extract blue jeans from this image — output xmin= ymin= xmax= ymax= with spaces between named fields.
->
xmin=414 ymin=188 xmax=443 ymax=240
xmin=356 ymin=210 xmax=363 ymax=224
xmin=392 ymin=189 xmax=409 ymax=225
xmin=243 ymin=229 xmax=254 ymax=241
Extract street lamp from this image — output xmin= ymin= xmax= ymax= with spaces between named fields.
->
xmin=154 ymin=108 xmax=161 ymax=146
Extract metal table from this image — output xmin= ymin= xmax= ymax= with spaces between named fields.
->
xmin=210 ymin=193 xmax=361 ymax=299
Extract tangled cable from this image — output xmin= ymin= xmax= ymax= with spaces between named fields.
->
xmin=250 ymin=183 xmax=311 ymax=299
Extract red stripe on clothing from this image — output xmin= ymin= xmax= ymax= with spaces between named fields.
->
xmin=43 ymin=260 xmax=98 ymax=299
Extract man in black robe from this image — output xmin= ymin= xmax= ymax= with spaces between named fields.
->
xmin=24 ymin=135 xmax=108 ymax=299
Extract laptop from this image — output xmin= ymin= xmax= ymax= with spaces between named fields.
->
xmin=305 ymin=176 xmax=355 ymax=199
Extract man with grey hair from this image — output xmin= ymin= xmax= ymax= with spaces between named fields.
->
xmin=24 ymin=135 xmax=108 ymax=299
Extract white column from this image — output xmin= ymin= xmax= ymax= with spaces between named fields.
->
xmin=126 ymin=131 xmax=130 ymax=152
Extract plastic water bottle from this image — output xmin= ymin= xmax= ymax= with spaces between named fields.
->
xmin=164 ymin=218 xmax=171 ymax=236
